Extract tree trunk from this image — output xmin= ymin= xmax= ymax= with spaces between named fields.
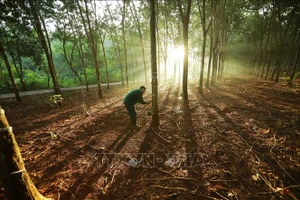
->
xmin=28 ymin=0 xmax=61 ymax=95
xmin=69 ymin=18 xmax=88 ymax=91
xmin=83 ymin=0 xmax=103 ymax=97
xmin=163 ymin=5 xmax=168 ymax=84
xmin=76 ymin=0 xmax=102 ymax=97
xmin=62 ymin=26 xmax=82 ymax=84
xmin=121 ymin=0 xmax=129 ymax=88
xmin=130 ymin=1 xmax=148 ymax=84
xmin=99 ymin=33 xmax=110 ymax=89
xmin=9 ymin=36 xmax=26 ymax=90
xmin=149 ymin=0 xmax=159 ymax=127
xmin=106 ymin=5 xmax=124 ymax=86
xmin=78 ymin=34 xmax=89 ymax=92
xmin=0 ymin=106 xmax=51 ymax=200
xmin=289 ymin=36 xmax=300 ymax=86
xmin=177 ymin=0 xmax=192 ymax=104
xmin=0 ymin=40 xmax=21 ymax=102
xmin=197 ymin=0 xmax=210 ymax=94
xmin=206 ymin=10 xmax=213 ymax=88
xmin=10 ymin=49 xmax=26 ymax=90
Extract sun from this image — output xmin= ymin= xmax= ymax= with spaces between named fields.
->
xmin=162 ymin=45 xmax=185 ymax=80
xmin=169 ymin=46 xmax=184 ymax=60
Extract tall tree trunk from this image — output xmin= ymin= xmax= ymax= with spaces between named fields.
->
xmin=211 ymin=0 xmax=219 ymax=85
xmin=289 ymin=35 xmax=300 ymax=86
xmin=16 ymin=44 xmax=26 ymax=90
xmin=93 ymin=0 xmax=109 ymax=89
xmin=197 ymin=0 xmax=211 ymax=94
xmin=0 ymin=106 xmax=51 ymax=200
xmin=261 ymin=28 xmax=271 ymax=79
xmin=130 ymin=1 xmax=148 ymax=84
xmin=0 ymin=40 xmax=21 ymax=102
xmin=9 ymin=35 xmax=26 ymax=90
xmin=106 ymin=3 xmax=124 ymax=86
xmin=78 ymin=34 xmax=89 ymax=92
xmin=10 ymin=50 xmax=26 ymax=90
xmin=150 ymin=0 xmax=159 ymax=127
xmin=62 ymin=26 xmax=82 ymax=84
xmin=109 ymin=33 xmax=124 ymax=86
xmin=121 ymin=0 xmax=129 ymax=87
xmin=163 ymin=3 xmax=168 ymax=84
xmin=206 ymin=3 xmax=214 ymax=88
xmin=76 ymin=0 xmax=102 ymax=97
xmin=28 ymin=0 xmax=61 ymax=95
xmin=99 ymin=33 xmax=110 ymax=89
xmin=256 ymin=17 xmax=264 ymax=77
xmin=177 ymin=0 xmax=192 ymax=104
xmin=83 ymin=0 xmax=103 ymax=97
xmin=156 ymin=9 xmax=161 ymax=84
xmin=69 ymin=15 xmax=89 ymax=91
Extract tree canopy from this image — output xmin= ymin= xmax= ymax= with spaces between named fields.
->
xmin=0 ymin=0 xmax=299 ymax=95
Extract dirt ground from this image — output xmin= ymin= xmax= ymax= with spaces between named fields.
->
xmin=0 ymin=76 xmax=300 ymax=200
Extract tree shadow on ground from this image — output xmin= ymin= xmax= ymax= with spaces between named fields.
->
xmin=29 ymin=103 xmax=137 ymax=199
xmin=201 ymin=85 xmax=300 ymax=199
xmin=181 ymin=102 xmax=206 ymax=198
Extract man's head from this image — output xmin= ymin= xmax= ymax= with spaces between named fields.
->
xmin=140 ymin=86 xmax=146 ymax=94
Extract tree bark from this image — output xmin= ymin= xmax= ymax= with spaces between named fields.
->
xmin=177 ymin=0 xmax=192 ymax=104
xmin=120 ymin=0 xmax=129 ymax=88
xmin=197 ymin=0 xmax=211 ymax=94
xmin=0 ymin=106 xmax=51 ymax=200
xmin=150 ymin=0 xmax=159 ymax=127
xmin=130 ymin=1 xmax=148 ymax=84
xmin=76 ymin=0 xmax=102 ymax=97
xmin=28 ymin=0 xmax=61 ymax=95
xmin=83 ymin=0 xmax=103 ymax=97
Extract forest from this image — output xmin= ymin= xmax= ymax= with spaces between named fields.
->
xmin=0 ymin=0 xmax=299 ymax=199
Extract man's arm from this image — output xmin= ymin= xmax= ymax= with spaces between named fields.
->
xmin=137 ymin=92 xmax=150 ymax=104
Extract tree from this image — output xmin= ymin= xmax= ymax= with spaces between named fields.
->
xmin=130 ymin=1 xmax=148 ymax=84
xmin=0 ymin=39 xmax=21 ymax=102
xmin=105 ymin=2 xmax=125 ymax=86
xmin=27 ymin=0 xmax=61 ymax=95
xmin=120 ymin=0 xmax=129 ymax=88
xmin=76 ymin=0 xmax=103 ymax=98
xmin=177 ymin=0 xmax=192 ymax=103
xmin=289 ymin=34 xmax=300 ymax=86
xmin=57 ymin=22 xmax=83 ymax=85
xmin=0 ymin=106 xmax=51 ymax=199
xmin=149 ymin=0 xmax=159 ymax=127
xmin=68 ymin=8 xmax=90 ymax=91
xmin=197 ymin=0 xmax=212 ymax=94
xmin=92 ymin=1 xmax=110 ymax=89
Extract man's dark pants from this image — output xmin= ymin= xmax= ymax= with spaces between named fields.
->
xmin=125 ymin=103 xmax=137 ymax=126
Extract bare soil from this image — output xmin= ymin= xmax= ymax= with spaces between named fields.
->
xmin=1 ymin=76 xmax=300 ymax=200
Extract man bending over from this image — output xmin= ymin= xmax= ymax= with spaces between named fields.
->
xmin=123 ymin=86 xmax=151 ymax=127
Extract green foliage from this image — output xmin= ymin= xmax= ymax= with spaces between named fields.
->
xmin=23 ymin=69 xmax=49 ymax=90
xmin=0 ymin=69 xmax=11 ymax=93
